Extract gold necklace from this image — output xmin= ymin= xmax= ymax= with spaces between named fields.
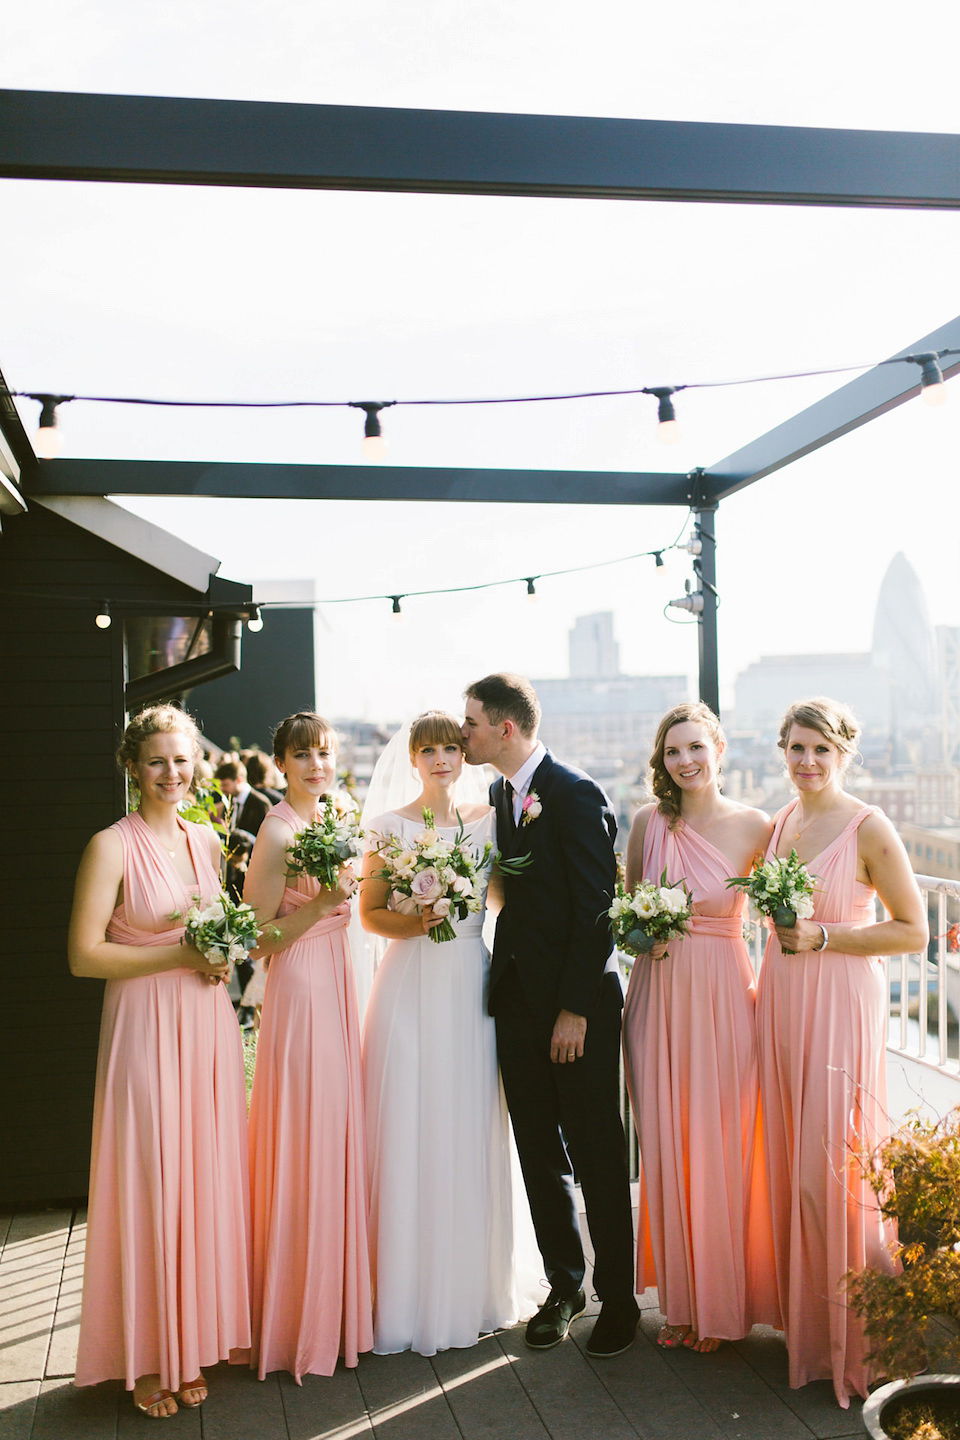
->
xmin=792 ymin=804 xmax=832 ymax=846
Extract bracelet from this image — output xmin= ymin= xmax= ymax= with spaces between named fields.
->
xmin=813 ymin=923 xmax=829 ymax=952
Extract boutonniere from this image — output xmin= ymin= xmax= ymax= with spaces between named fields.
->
xmin=520 ymin=791 xmax=542 ymax=826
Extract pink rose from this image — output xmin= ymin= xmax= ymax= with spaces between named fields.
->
xmin=410 ymin=867 xmax=444 ymax=905
xmin=431 ymin=896 xmax=452 ymax=918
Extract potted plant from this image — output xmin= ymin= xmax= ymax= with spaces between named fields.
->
xmin=845 ymin=1106 xmax=960 ymax=1438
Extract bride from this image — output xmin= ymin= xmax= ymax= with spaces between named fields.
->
xmin=359 ymin=710 xmax=542 ymax=1355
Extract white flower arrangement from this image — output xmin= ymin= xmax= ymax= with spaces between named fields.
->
xmin=180 ymin=892 xmax=261 ymax=972
xmin=725 ymin=849 xmax=817 ymax=954
xmin=371 ymin=807 xmax=531 ymax=943
xmin=608 ymin=868 xmax=693 ymax=959
xmin=285 ymin=790 xmax=364 ymax=888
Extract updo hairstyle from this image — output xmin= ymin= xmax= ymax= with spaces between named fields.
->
xmin=272 ymin=711 xmax=337 ymax=761
xmin=116 ymin=704 xmax=203 ymax=773
xmin=649 ymin=701 xmax=726 ymax=828
xmin=777 ymin=697 xmax=860 ymax=777
xmin=408 ymin=710 xmax=465 ymax=761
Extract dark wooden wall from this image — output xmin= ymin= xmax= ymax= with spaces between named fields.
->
xmin=0 ymin=503 xmax=202 ymax=1203
xmin=188 ymin=608 xmax=316 ymax=754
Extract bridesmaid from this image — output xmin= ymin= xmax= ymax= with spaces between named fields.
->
xmin=244 ymin=712 xmax=373 ymax=1381
xmin=622 ymin=702 xmax=780 ymax=1352
xmin=757 ymin=697 xmax=927 ymax=1408
xmin=69 ymin=705 xmax=251 ymax=1419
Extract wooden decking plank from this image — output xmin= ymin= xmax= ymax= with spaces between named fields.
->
xmin=45 ymin=1210 xmax=84 ymax=1379
xmin=0 ymin=1214 xmax=71 ymax=1384
xmin=734 ymin=1331 xmax=865 ymax=1440
xmin=30 ymin=1378 xmax=118 ymax=1440
xmin=432 ymin=1331 xmax=549 ymax=1439
xmin=497 ymin=1327 xmax=640 ymax=1440
xmin=0 ymin=1380 xmax=40 ymax=1440
xmin=190 ymin=1362 xmax=280 ymax=1440
xmin=276 ymin=1366 xmax=374 ymax=1439
xmin=355 ymin=1349 xmax=462 ymax=1439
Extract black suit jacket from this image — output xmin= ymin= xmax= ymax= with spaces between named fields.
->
xmin=489 ymin=749 xmax=618 ymax=1027
xmin=235 ymin=788 xmax=271 ymax=837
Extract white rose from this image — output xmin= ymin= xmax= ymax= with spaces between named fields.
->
xmin=432 ymin=897 xmax=452 ymax=918
xmin=441 ymin=867 xmax=457 ymax=885
xmin=794 ymin=895 xmax=815 ymax=920
xmin=452 ymin=874 xmax=473 ymax=896
xmin=392 ymin=849 xmax=418 ymax=877
xmin=390 ymin=892 xmax=419 ymax=915
xmin=524 ymin=798 xmax=542 ymax=820
xmin=661 ymin=887 xmax=688 ymax=915
xmin=203 ymin=947 xmax=223 ymax=962
xmin=415 ymin=828 xmax=438 ymax=848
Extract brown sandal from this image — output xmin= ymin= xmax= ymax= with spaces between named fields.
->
xmin=175 ymin=1375 xmax=208 ymax=1407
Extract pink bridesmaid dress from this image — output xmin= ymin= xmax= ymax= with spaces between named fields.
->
xmin=248 ymin=802 xmax=372 ymax=1381
xmin=756 ymin=802 xmax=896 ymax=1408
xmin=622 ymin=810 xmax=779 ymax=1341
xmin=74 ymin=812 xmax=252 ymax=1395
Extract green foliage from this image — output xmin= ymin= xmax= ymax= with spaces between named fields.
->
xmin=846 ymin=1106 xmax=960 ymax=1379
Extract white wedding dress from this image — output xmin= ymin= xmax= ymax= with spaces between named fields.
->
xmin=361 ymin=808 xmax=543 ymax=1355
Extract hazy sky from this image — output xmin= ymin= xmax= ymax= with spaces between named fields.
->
xmin=4 ymin=1 xmax=960 ymax=721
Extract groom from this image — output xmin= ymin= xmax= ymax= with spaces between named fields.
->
xmin=462 ymin=673 xmax=638 ymax=1356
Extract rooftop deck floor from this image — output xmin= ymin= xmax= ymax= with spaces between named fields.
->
xmin=0 ymin=1207 xmax=868 ymax=1440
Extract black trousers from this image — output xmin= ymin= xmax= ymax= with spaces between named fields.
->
xmin=494 ymin=966 xmax=635 ymax=1303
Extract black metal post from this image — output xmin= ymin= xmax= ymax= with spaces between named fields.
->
xmin=695 ymin=502 xmax=720 ymax=716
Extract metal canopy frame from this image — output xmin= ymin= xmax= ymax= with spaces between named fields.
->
xmin=2 ymin=87 xmax=958 ymax=713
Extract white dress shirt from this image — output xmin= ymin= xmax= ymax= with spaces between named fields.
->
xmin=505 ymin=741 xmax=546 ymax=826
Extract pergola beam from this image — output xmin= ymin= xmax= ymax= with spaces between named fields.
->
xmin=2 ymin=88 xmax=960 ymax=209
xmin=702 ymin=317 xmax=960 ymax=501
xmin=25 ymin=460 xmax=695 ymax=507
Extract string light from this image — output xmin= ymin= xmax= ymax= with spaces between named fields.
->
xmin=525 ymin=577 xmax=537 ymax=602
xmin=349 ymin=401 xmax=393 ymax=461
xmin=681 ymin=530 xmax=702 ymax=556
xmin=247 ymin=607 xmax=264 ymax=632
xmin=908 ymin=351 xmax=948 ymax=408
xmin=653 ymin=551 xmax=664 ymax=568
xmin=34 ymin=394 xmax=69 ymax=459
xmin=647 ymin=387 xmax=681 ymax=444
xmin=17 ymin=346 xmax=958 ymax=460
xmin=390 ymin=595 xmax=403 ymax=621
xmin=94 ymin=601 xmax=111 ymax=629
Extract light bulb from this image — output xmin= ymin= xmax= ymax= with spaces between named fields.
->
xmin=362 ymin=433 xmax=388 ymax=461
xmin=34 ymin=395 xmax=65 ymax=458
xmin=247 ymin=608 xmax=264 ymax=632
xmin=95 ymin=605 xmax=112 ymax=629
xmin=922 ymin=380 xmax=948 ymax=408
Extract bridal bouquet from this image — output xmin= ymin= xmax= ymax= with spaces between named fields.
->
xmin=285 ymin=791 xmax=364 ymax=888
xmin=371 ymin=807 xmax=531 ymax=944
xmin=608 ymin=870 xmax=693 ymax=959
xmin=726 ymin=849 xmax=816 ymax=953
xmin=180 ymin=892 xmax=261 ymax=976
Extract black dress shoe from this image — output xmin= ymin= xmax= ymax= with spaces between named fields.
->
xmin=524 ymin=1287 xmax=587 ymax=1349
xmin=584 ymin=1297 xmax=641 ymax=1357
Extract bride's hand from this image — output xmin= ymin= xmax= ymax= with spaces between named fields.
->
xmin=418 ymin=904 xmax=447 ymax=935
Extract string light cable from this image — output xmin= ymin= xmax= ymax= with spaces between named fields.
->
xmin=14 ymin=345 xmax=959 ymax=456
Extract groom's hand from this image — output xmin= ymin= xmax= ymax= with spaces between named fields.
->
xmin=551 ymin=1010 xmax=587 ymax=1064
